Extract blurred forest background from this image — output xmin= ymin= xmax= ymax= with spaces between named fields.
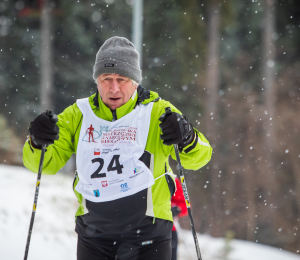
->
xmin=0 ymin=0 xmax=300 ymax=255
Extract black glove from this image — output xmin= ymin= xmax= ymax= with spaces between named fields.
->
xmin=171 ymin=206 xmax=181 ymax=217
xmin=159 ymin=107 xmax=194 ymax=149
xmin=28 ymin=110 xmax=59 ymax=149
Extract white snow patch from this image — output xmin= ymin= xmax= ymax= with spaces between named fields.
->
xmin=0 ymin=164 xmax=77 ymax=260
xmin=0 ymin=164 xmax=299 ymax=260
xmin=177 ymin=228 xmax=300 ymax=260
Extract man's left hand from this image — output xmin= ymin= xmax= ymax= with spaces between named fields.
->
xmin=171 ymin=206 xmax=181 ymax=217
xmin=159 ymin=110 xmax=195 ymax=149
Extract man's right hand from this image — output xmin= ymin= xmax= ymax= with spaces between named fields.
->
xmin=28 ymin=111 xmax=59 ymax=149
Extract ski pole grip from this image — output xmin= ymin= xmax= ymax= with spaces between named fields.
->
xmin=45 ymin=109 xmax=58 ymax=123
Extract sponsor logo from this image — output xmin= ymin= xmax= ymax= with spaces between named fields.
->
xmin=142 ymin=240 xmax=153 ymax=246
xmin=101 ymin=127 xmax=137 ymax=144
xmin=102 ymin=148 xmax=121 ymax=154
xmin=108 ymin=179 xmax=124 ymax=185
xmin=94 ymin=148 xmax=100 ymax=155
xmin=129 ymin=170 xmax=143 ymax=179
xmin=93 ymin=189 xmax=100 ymax=197
xmin=102 ymin=149 xmax=112 ymax=154
xmin=101 ymin=181 xmax=108 ymax=187
xmin=120 ymin=183 xmax=130 ymax=192
xmin=104 ymin=63 xmax=114 ymax=67
xmin=84 ymin=184 xmax=92 ymax=189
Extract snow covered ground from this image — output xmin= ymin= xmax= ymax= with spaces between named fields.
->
xmin=1 ymin=164 xmax=299 ymax=260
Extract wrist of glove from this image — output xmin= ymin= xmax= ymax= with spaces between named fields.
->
xmin=171 ymin=206 xmax=181 ymax=217
xmin=28 ymin=111 xmax=59 ymax=149
xmin=159 ymin=109 xmax=195 ymax=149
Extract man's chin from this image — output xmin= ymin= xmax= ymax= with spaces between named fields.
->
xmin=108 ymin=101 xmax=123 ymax=110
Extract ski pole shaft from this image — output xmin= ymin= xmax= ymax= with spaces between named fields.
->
xmin=24 ymin=109 xmax=56 ymax=260
xmin=24 ymin=144 xmax=46 ymax=260
xmin=164 ymin=107 xmax=203 ymax=260
xmin=174 ymin=143 xmax=202 ymax=260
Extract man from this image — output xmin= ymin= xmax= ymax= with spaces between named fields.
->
xmin=23 ymin=36 xmax=212 ymax=260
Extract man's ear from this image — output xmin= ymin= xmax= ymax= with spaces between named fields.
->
xmin=131 ymin=88 xmax=138 ymax=100
xmin=95 ymin=76 xmax=99 ymax=85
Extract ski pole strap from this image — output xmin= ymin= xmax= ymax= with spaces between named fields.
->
xmin=154 ymin=171 xmax=176 ymax=181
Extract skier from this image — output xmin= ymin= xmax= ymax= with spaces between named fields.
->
xmin=23 ymin=36 xmax=212 ymax=260
xmin=171 ymin=177 xmax=188 ymax=260
xmin=86 ymin=124 xmax=95 ymax=143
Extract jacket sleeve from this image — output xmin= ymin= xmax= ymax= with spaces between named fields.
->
xmin=158 ymin=100 xmax=212 ymax=171
xmin=22 ymin=104 xmax=80 ymax=175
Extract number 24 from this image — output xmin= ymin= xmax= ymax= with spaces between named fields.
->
xmin=91 ymin=155 xmax=124 ymax=179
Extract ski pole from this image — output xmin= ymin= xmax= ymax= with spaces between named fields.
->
xmin=165 ymin=107 xmax=203 ymax=260
xmin=24 ymin=110 xmax=57 ymax=260
xmin=23 ymin=144 xmax=46 ymax=260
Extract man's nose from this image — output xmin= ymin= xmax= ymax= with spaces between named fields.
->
xmin=110 ymin=80 xmax=120 ymax=93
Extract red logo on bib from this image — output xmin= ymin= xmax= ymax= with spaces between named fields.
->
xmin=94 ymin=148 xmax=100 ymax=155
xmin=101 ymin=181 xmax=108 ymax=187
xmin=86 ymin=124 xmax=97 ymax=143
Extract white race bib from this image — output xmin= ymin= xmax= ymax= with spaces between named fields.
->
xmin=75 ymin=98 xmax=154 ymax=202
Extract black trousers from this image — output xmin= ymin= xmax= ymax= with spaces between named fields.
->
xmin=171 ymin=230 xmax=178 ymax=260
xmin=77 ymin=236 xmax=172 ymax=260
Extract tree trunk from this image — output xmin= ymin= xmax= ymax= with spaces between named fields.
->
xmin=205 ymin=0 xmax=221 ymax=237
xmin=244 ymin=113 xmax=257 ymax=242
xmin=261 ymin=0 xmax=278 ymax=196
xmin=262 ymin=0 xmax=276 ymax=168
xmin=40 ymin=0 xmax=53 ymax=111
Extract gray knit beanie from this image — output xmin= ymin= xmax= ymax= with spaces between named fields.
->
xmin=93 ymin=36 xmax=142 ymax=83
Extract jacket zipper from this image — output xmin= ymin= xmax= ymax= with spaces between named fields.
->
xmin=111 ymin=109 xmax=117 ymax=121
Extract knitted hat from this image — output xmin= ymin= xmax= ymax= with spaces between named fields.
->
xmin=93 ymin=36 xmax=142 ymax=83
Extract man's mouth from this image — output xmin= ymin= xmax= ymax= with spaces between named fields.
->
xmin=110 ymin=97 xmax=121 ymax=101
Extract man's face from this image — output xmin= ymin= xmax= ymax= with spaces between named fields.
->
xmin=97 ymin=74 xmax=137 ymax=110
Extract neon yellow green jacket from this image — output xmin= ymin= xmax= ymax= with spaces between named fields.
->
xmin=23 ymin=87 xmax=212 ymax=222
